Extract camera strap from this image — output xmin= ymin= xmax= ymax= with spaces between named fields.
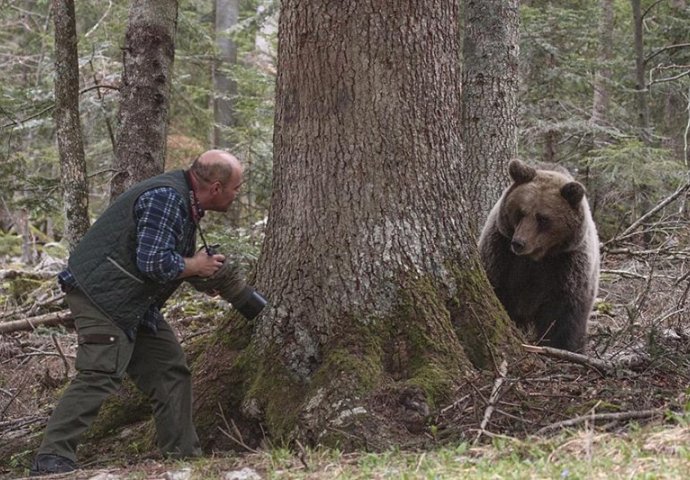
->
xmin=184 ymin=169 xmax=214 ymax=256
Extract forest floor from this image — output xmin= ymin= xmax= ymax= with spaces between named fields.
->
xmin=1 ymin=236 xmax=690 ymax=479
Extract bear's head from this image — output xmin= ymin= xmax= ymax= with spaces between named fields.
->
xmin=498 ymin=159 xmax=587 ymax=261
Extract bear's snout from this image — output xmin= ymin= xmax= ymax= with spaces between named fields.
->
xmin=510 ymin=238 xmax=526 ymax=255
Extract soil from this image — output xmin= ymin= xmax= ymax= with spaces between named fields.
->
xmin=1 ymin=240 xmax=689 ymax=478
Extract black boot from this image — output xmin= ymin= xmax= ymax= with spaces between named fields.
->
xmin=29 ymin=454 xmax=77 ymax=476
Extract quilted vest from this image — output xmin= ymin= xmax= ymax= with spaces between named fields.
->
xmin=68 ymin=170 xmax=196 ymax=333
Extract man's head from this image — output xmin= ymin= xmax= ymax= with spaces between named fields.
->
xmin=190 ymin=150 xmax=243 ymax=212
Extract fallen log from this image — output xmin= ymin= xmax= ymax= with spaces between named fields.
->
xmin=0 ymin=310 xmax=73 ymax=334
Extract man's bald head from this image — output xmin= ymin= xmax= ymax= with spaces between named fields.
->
xmin=190 ymin=150 xmax=242 ymax=187
xmin=190 ymin=150 xmax=244 ymax=212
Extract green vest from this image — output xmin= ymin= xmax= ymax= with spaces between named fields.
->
xmin=69 ymin=170 xmax=196 ymax=334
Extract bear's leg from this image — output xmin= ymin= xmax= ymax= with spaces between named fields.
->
xmin=534 ymin=300 xmax=588 ymax=352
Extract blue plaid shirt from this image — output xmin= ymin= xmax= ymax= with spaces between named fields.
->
xmin=59 ymin=187 xmax=198 ymax=331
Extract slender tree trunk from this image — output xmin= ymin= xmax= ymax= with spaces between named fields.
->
xmin=461 ymin=0 xmax=519 ymax=232
xmin=193 ymin=0 xmax=523 ymax=451
xmin=213 ymin=0 xmax=239 ymax=149
xmin=631 ymin=0 xmax=651 ymax=145
xmin=631 ymin=0 xmax=654 ymax=244
xmin=110 ymin=0 xmax=178 ymax=201
xmin=587 ymin=0 xmax=615 ymax=217
xmin=53 ymin=0 xmax=90 ymax=249
xmin=591 ymin=0 xmax=613 ymax=135
xmin=213 ymin=0 xmax=241 ymax=225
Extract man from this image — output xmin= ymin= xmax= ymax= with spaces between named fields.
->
xmin=30 ymin=150 xmax=266 ymax=476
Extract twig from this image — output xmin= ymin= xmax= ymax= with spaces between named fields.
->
xmin=439 ymin=394 xmax=471 ymax=414
xmin=216 ymin=402 xmax=259 ymax=453
xmin=295 ymin=439 xmax=309 ymax=469
xmin=0 ymin=378 xmax=27 ymax=420
xmin=473 ymin=360 xmax=508 ymax=445
xmin=522 ymin=344 xmax=619 ymax=374
xmin=599 ymin=269 xmax=676 ymax=280
xmin=51 ymin=333 xmax=70 ymax=379
xmin=600 ymin=269 xmax=647 ymax=280
xmin=629 ymin=259 xmax=656 ymax=326
xmin=11 ymin=351 xmax=76 ymax=362
xmin=536 ymin=409 xmax=661 ymax=435
xmin=414 ymin=452 xmax=426 ymax=473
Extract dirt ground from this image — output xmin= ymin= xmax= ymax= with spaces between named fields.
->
xmin=1 ymin=236 xmax=690 ymax=478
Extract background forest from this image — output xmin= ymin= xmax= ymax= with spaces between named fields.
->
xmin=2 ymin=0 xmax=690 ymax=478
xmin=1 ymin=0 xmax=689 ymax=249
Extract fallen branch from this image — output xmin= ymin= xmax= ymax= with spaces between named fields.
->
xmin=522 ymin=344 xmax=619 ymax=374
xmin=0 ymin=269 xmax=56 ymax=280
xmin=474 ymin=359 xmax=508 ymax=445
xmin=536 ymin=409 xmax=661 ymax=435
xmin=1 ymin=293 xmax=66 ymax=321
xmin=604 ymin=247 xmax=690 ymax=260
xmin=605 ymin=180 xmax=690 ymax=246
xmin=0 ymin=310 xmax=73 ymax=334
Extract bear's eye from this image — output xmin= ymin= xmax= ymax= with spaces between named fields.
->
xmin=536 ymin=213 xmax=550 ymax=231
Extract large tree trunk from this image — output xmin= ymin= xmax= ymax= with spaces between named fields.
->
xmin=53 ymin=0 xmax=90 ymax=249
xmin=193 ymin=0 xmax=523 ymax=451
xmin=460 ymin=0 xmax=519 ymax=232
xmin=110 ymin=0 xmax=178 ymax=201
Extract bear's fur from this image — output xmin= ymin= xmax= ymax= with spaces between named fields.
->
xmin=478 ymin=159 xmax=600 ymax=352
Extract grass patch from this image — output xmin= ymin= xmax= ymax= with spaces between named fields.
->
xmin=9 ymin=422 xmax=689 ymax=479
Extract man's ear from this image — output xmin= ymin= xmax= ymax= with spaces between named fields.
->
xmin=211 ymin=181 xmax=222 ymax=194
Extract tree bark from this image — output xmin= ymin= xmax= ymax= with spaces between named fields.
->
xmin=461 ymin=0 xmax=519 ymax=232
xmin=110 ymin=0 xmax=178 ymax=201
xmin=193 ymin=0 xmax=523 ymax=451
xmin=53 ymin=0 xmax=90 ymax=249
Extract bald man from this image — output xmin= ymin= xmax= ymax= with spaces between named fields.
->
xmin=31 ymin=150 xmax=265 ymax=476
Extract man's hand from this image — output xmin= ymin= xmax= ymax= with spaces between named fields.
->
xmin=179 ymin=250 xmax=226 ymax=279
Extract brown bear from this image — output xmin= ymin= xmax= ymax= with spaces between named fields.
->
xmin=478 ymin=159 xmax=600 ymax=352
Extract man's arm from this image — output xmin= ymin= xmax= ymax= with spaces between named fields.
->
xmin=179 ymin=249 xmax=225 ymax=279
xmin=134 ymin=188 xmax=223 ymax=281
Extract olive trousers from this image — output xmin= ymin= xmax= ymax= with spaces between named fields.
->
xmin=37 ymin=289 xmax=201 ymax=461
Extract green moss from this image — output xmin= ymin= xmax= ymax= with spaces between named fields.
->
xmin=242 ymin=344 xmax=305 ymax=442
xmin=0 ymin=232 xmax=22 ymax=257
xmin=595 ymin=300 xmax=614 ymax=315
xmin=405 ymin=363 xmax=457 ymax=409
xmin=9 ymin=277 xmax=43 ymax=302
xmin=447 ymin=261 xmax=520 ymax=369
xmin=314 ymin=347 xmax=383 ymax=395
xmin=85 ymin=380 xmax=151 ymax=441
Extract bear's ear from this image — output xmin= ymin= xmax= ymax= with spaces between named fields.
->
xmin=508 ymin=159 xmax=536 ymax=184
xmin=561 ymin=182 xmax=585 ymax=208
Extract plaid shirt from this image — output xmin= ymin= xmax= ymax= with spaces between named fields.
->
xmin=59 ymin=187 xmax=199 ymax=330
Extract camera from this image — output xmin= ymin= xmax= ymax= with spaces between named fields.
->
xmin=206 ymin=243 xmax=221 ymax=256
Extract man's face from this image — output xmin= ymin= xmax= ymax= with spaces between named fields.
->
xmin=209 ymin=169 xmax=243 ymax=212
